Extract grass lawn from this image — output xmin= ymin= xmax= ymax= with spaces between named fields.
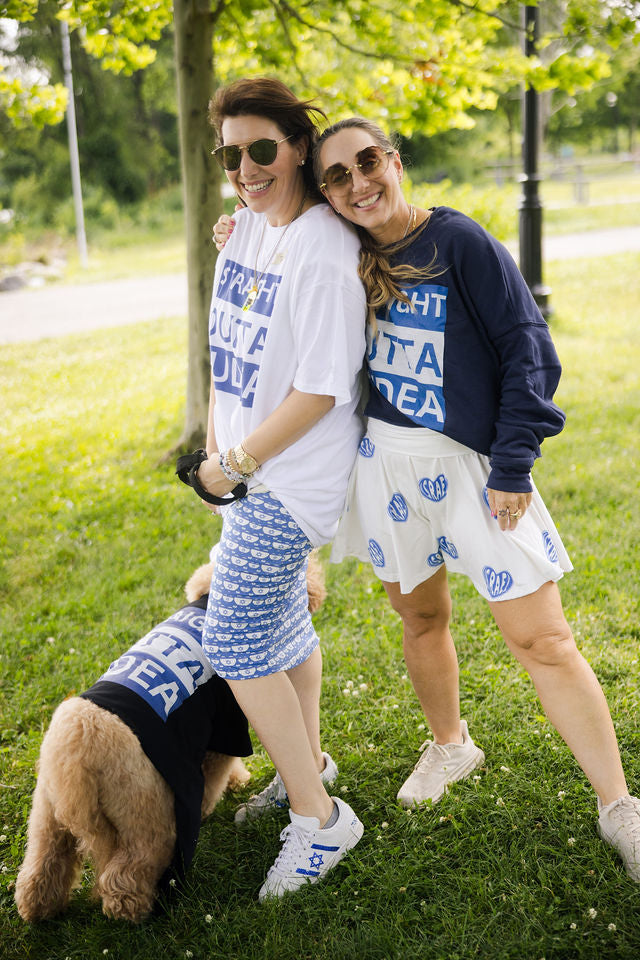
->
xmin=1 ymin=251 xmax=639 ymax=959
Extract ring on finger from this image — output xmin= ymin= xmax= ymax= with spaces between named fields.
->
xmin=497 ymin=508 xmax=509 ymax=517
xmin=510 ymin=509 xmax=522 ymax=519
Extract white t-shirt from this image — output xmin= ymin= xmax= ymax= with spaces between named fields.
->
xmin=208 ymin=203 xmax=367 ymax=546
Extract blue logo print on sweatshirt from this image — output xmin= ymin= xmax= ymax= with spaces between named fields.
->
xmin=482 ymin=566 xmax=513 ymax=599
xmin=428 ymin=551 xmax=444 ymax=567
xmin=98 ymin=608 xmax=213 ymax=721
xmin=367 ymin=284 xmax=447 ymax=430
xmin=419 ymin=474 xmax=448 ymax=502
xmin=209 ymin=258 xmax=281 ymax=407
xmin=387 ymin=493 xmax=409 ymax=522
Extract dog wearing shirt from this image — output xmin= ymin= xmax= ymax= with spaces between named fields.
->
xmin=14 ymin=552 xmax=327 ymax=923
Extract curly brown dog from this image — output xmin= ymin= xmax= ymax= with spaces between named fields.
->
xmin=15 ymin=552 xmax=326 ymax=924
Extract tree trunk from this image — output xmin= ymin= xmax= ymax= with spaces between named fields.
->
xmin=171 ymin=0 xmax=221 ymax=454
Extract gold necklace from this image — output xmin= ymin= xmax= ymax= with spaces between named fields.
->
xmin=402 ymin=204 xmax=416 ymax=239
xmin=242 ymin=194 xmax=307 ymax=312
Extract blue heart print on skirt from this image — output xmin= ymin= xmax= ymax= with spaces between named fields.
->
xmin=541 ymin=530 xmax=559 ymax=563
xmin=387 ymin=493 xmax=409 ymax=522
xmin=358 ymin=437 xmax=375 ymax=458
xmin=368 ymin=538 xmax=385 ymax=567
xmin=437 ymin=535 xmax=458 ymax=559
xmin=419 ymin=473 xmax=448 ymax=502
xmin=482 ymin=566 xmax=514 ymax=598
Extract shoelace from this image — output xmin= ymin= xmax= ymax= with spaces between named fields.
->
xmin=414 ymin=740 xmax=450 ymax=772
xmin=249 ymin=772 xmax=286 ymax=803
xmin=268 ymin=823 xmax=309 ymax=875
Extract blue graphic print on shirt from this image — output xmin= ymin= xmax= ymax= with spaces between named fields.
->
xmin=209 ymin=258 xmax=281 ymax=408
xmin=97 ymin=609 xmax=213 ymax=721
xmin=367 ymin=283 xmax=447 ymax=430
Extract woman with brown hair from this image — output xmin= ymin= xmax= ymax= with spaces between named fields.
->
xmin=195 ymin=81 xmax=366 ymax=899
xmin=313 ymin=117 xmax=640 ymax=881
xmin=214 ymin=112 xmax=640 ymax=884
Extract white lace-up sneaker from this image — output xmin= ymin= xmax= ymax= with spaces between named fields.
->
xmin=235 ymin=752 xmax=338 ymax=824
xmin=258 ymin=796 xmax=363 ymax=900
xmin=598 ymin=794 xmax=640 ymax=881
xmin=397 ymin=720 xmax=485 ymax=808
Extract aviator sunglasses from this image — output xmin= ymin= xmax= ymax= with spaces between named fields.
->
xmin=320 ymin=145 xmax=395 ymax=195
xmin=212 ymin=136 xmax=292 ymax=171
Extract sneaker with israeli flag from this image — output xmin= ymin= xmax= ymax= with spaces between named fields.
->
xmin=258 ymin=796 xmax=363 ymax=900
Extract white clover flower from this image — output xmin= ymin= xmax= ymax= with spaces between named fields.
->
xmin=401 ymin=674 xmax=408 ymax=680
xmin=588 ymin=908 xmax=597 ymax=919
xmin=185 ymin=952 xmax=193 ymax=959
xmin=1 ymin=866 xmax=7 ymax=874
xmin=46 ymin=637 xmax=55 ymax=644
xmin=399 ymin=886 xmax=407 ymax=893
xmin=569 ymin=923 xmax=577 ymax=930
xmin=545 ymin=732 xmax=552 ymax=739
xmin=351 ymin=689 xmax=360 ymax=697
xmin=68 ymin=648 xmax=76 ymax=654
xmin=608 ymin=923 xmax=616 ymax=932
xmin=103 ymin=951 xmax=109 ymax=956
xmin=359 ymin=683 xmax=368 ymax=691
xmin=381 ymin=821 xmax=389 ymax=829
xmin=346 ymin=680 xmax=354 ymax=689
xmin=417 ymin=723 xmax=426 ymax=731
xmin=567 ymin=837 xmax=576 ymax=846
xmin=558 ymin=791 xmax=566 ymax=800
xmin=342 ymin=688 xmax=351 ymax=696
xmin=367 ymin=743 xmax=375 ymax=751
xmin=358 ymin=674 xmax=364 ymax=680
xmin=341 ymin=785 xmax=348 ymax=793
xmin=376 ymin=835 xmax=382 ymax=841
xmin=439 ymin=816 xmax=447 ymax=823
xmin=496 ymin=797 xmax=505 ymax=807
xmin=500 ymin=765 xmax=510 ymax=773
xmin=406 ymin=809 xmax=412 ymax=816
xmin=473 ymin=775 xmax=481 ymax=782
xmin=205 ymin=914 xmax=213 ymax=923
xmin=169 ymin=878 xmax=176 ymax=887
xmin=0 ymin=835 xmax=6 ymax=843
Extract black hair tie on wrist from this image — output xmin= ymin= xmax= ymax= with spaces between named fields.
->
xmin=176 ymin=448 xmax=247 ymax=505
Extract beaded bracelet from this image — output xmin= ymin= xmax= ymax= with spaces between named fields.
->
xmin=219 ymin=450 xmax=244 ymax=484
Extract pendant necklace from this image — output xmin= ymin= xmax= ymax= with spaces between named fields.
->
xmin=243 ymin=194 xmax=306 ymax=312
xmin=402 ymin=204 xmax=416 ymax=239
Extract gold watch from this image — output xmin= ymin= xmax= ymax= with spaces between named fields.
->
xmin=232 ymin=443 xmax=259 ymax=477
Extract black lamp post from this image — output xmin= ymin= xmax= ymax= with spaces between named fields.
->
xmin=519 ymin=4 xmax=551 ymax=317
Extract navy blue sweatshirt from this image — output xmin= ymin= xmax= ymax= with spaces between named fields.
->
xmin=365 ymin=206 xmax=565 ymax=491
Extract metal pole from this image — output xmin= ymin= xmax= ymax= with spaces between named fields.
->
xmin=518 ymin=4 xmax=551 ymax=317
xmin=60 ymin=19 xmax=88 ymax=268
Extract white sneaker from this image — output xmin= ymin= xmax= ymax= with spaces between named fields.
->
xmin=235 ymin=752 xmax=338 ymax=824
xmin=397 ymin=720 xmax=485 ymax=807
xmin=598 ymin=794 xmax=640 ymax=881
xmin=258 ymin=797 xmax=363 ymax=900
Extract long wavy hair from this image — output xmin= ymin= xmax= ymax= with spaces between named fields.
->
xmin=209 ymin=78 xmax=328 ymax=202
xmin=314 ymin=117 xmax=440 ymax=325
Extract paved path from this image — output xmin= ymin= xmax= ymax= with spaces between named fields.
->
xmin=2 ymin=226 xmax=640 ymax=345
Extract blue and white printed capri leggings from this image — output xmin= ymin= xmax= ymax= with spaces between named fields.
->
xmin=331 ymin=419 xmax=573 ymax=602
xmin=202 ymin=492 xmax=318 ymax=680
